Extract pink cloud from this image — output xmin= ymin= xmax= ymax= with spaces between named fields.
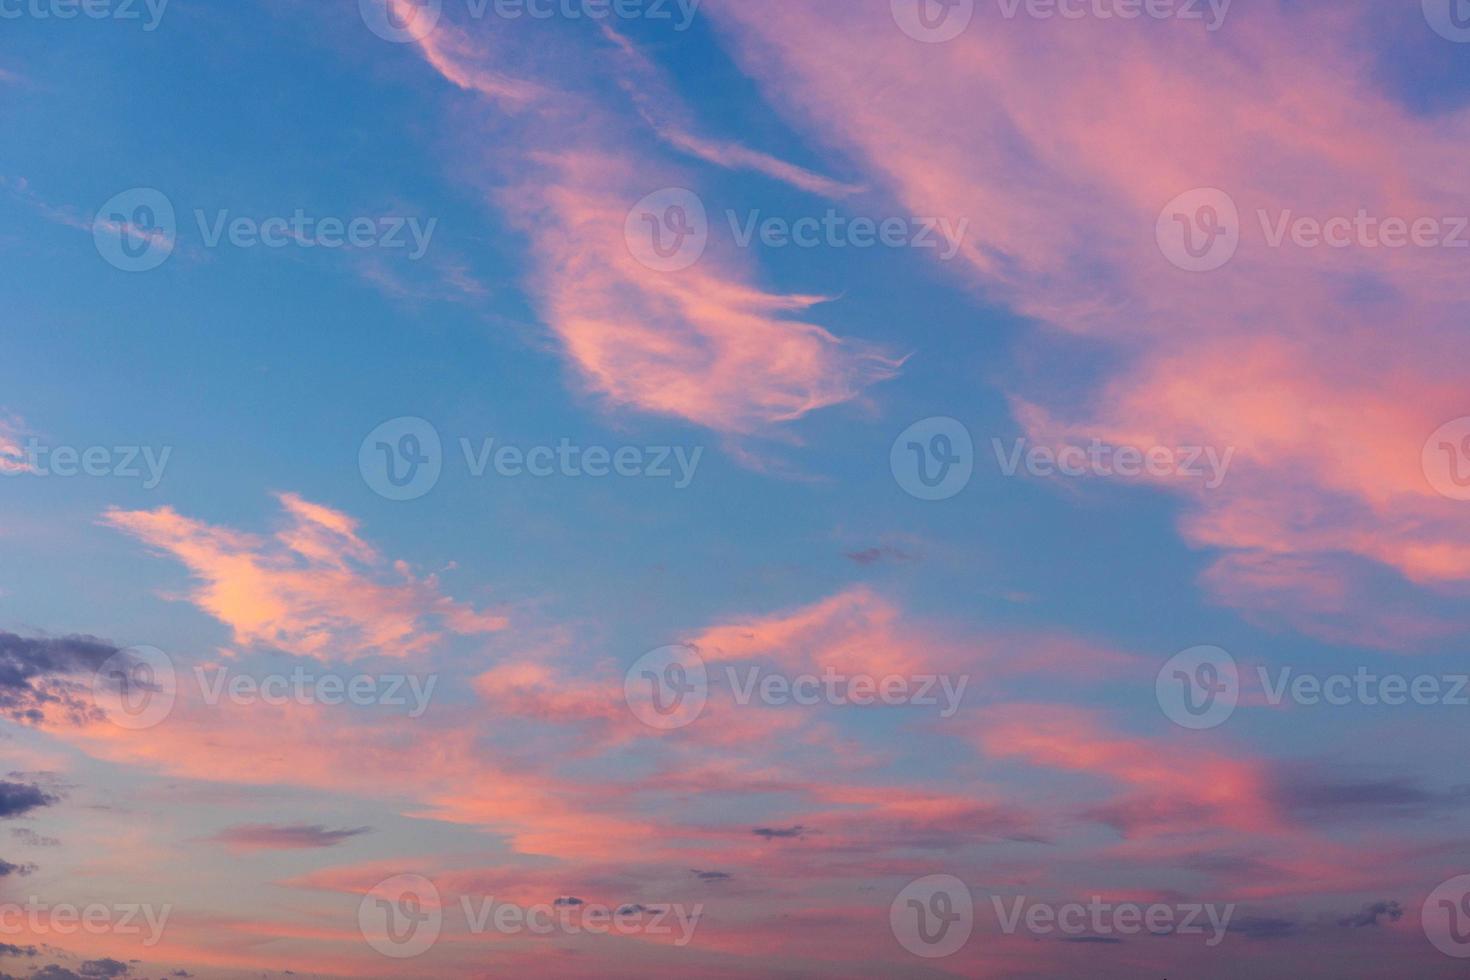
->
xmin=704 ymin=0 xmax=1470 ymax=644
xmin=102 ymin=492 xmax=506 ymax=660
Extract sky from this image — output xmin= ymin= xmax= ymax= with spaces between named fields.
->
xmin=3 ymin=0 xmax=1470 ymax=976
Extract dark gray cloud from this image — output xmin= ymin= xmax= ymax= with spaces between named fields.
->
xmin=753 ymin=825 xmax=810 ymax=840
xmin=0 ymin=781 xmax=57 ymax=819
xmin=552 ymin=896 xmax=585 ymax=907
xmin=10 ymin=829 xmax=59 ymax=847
xmin=691 ymin=869 xmax=732 ymax=882
xmin=1337 ymin=901 xmax=1404 ymax=928
xmin=0 ymin=860 xmax=36 ymax=878
xmin=77 ymin=960 xmax=131 ymax=978
xmin=204 ymin=824 xmax=373 ymax=851
xmin=0 ymin=633 xmax=124 ymax=725
xmin=0 ymin=945 xmax=35 ymax=957
xmin=844 ymin=546 xmax=916 ymax=566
